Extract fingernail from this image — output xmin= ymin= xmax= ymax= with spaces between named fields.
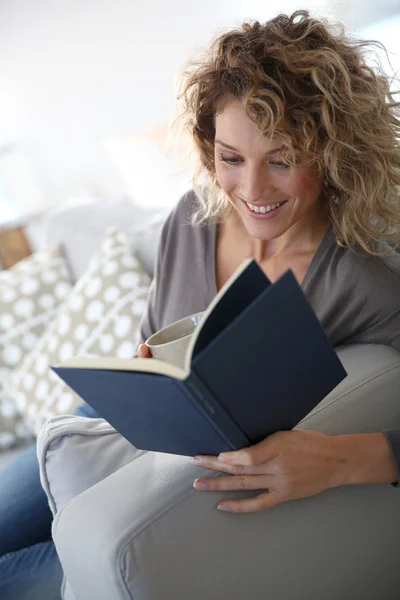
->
xmin=218 ymin=454 xmax=226 ymax=462
xmin=193 ymin=479 xmax=208 ymax=490
xmin=217 ymin=503 xmax=230 ymax=511
xmin=191 ymin=457 xmax=203 ymax=465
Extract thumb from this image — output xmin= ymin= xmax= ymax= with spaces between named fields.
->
xmin=137 ymin=344 xmax=152 ymax=358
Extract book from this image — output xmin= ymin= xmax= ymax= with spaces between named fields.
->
xmin=52 ymin=259 xmax=347 ymax=457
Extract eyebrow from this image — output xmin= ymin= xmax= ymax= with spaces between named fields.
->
xmin=215 ymin=139 xmax=282 ymax=155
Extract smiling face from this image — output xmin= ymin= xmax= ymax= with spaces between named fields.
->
xmin=214 ymin=99 xmax=326 ymax=244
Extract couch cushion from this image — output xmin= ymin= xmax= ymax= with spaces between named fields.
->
xmin=9 ymin=228 xmax=151 ymax=435
xmin=43 ymin=198 xmax=169 ymax=281
xmin=0 ymin=369 xmax=33 ymax=450
xmin=127 ymin=211 xmax=167 ymax=278
xmin=0 ymin=246 xmax=73 ymax=446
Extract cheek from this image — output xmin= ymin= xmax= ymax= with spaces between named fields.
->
xmin=215 ymin=164 xmax=238 ymax=192
xmin=286 ymin=169 xmax=321 ymax=200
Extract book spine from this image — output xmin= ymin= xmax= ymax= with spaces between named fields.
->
xmin=181 ymin=371 xmax=249 ymax=450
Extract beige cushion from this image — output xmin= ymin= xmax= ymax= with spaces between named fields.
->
xmin=0 ymin=367 xmax=33 ymax=449
xmin=10 ymin=228 xmax=151 ymax=435
xmin=0 ymin=246 xmax=73 ymax=447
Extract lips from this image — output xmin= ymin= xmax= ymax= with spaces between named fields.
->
xmin=241 ymin=198 xmax=288 ymax=219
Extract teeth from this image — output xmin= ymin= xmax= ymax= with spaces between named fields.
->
xmin=246 ymin=202 xmax=282 ymax=213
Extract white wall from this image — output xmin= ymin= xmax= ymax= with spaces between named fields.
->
xmin=0 ymin=0 xmax=398 ymax=212
xmin=0 ymin=0 xmax=233 ymax=206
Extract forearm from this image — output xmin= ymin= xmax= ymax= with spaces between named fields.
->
xmin=332 ymin=432 xmax=398 ymax=487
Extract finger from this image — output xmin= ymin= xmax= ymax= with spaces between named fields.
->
xmin=137 ymin=344 xmax=152 ymax=358
xmin=217 ymin=491 xmax=284 ymax=513
xmin=193 ymin=474 xmax=273 ymax=492
xmin=218 ymin=435 xmax=281 ymax=467
xmin=192 ymin=455 xmax=242 ymax=474
xmin=192 ymin=455 xmax=270 ymax=476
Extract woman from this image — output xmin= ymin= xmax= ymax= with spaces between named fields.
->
xmin=137 ymin=10 xmax=400 ymax=513
xmin=1 ymin=9 xmax=399 ymax=598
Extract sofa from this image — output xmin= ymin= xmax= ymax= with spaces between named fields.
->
xmin=4 ymin=197 xmax=400 ymax=599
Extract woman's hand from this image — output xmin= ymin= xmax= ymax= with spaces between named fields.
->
xmin=137 ymin=344 xmax=152 ymax=358
xmin=191 ymin=429 xmax=397 ymax=513
xmin=192 ymin=429 xmax=341 ymax=513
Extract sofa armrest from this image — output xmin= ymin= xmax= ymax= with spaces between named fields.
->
xmin=52 ymin=344 xmax=400 ymax=600
xmin=299 ymin=343 xmax=400 ymax=433
xmin=37 ymin=415 xmax=145 ymax=516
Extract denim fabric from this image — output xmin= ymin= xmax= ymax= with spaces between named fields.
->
xmin=0 ymin=402 xmax=99 ymax=600
xmin=0 ymin=541 xmax=63 ymax=600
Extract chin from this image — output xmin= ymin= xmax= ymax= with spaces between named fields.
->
xmin=245 ymin=221 xmax=289 ymax=241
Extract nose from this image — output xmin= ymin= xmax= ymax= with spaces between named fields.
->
xmin=241 ymin=164 xmax=274 ymax=203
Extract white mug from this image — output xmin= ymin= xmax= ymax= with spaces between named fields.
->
xmin=145 ymin=312 xmax=203 ymax=369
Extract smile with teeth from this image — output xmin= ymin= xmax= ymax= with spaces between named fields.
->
xmin=246 ymin=201 xmax=286 ymax=214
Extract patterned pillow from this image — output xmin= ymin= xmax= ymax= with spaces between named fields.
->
xmin=0 ymin=368 xmax=33 ymax=449
xmin=9 ymin=228 xmax=151 ymax=435
xmin=0 ymin=246 xmax=73 ymax=449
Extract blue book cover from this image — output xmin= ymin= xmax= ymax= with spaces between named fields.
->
xmin=52 ymin=259 xmax=347 ymax=457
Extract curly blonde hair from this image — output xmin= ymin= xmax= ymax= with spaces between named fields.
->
xmin=176 ymin=10 xmax=400 ymax=254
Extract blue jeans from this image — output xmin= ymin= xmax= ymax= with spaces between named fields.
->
xmin=0 ymin=403 xmax=100 ymax=600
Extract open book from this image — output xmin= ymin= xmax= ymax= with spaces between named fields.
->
xmin=52 ymin=259 xmax=347 ymax=457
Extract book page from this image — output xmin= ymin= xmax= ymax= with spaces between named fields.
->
xmin=184 ymin=258 xmax=270 ymax=371
xmin=55 ymin=356 xmax=186 ymax=380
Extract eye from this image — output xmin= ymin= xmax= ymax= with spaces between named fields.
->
xmin=219 ymin=154 xmax=243 ymax=166
xmin=269 ymin=161 xmax=289 ymax=169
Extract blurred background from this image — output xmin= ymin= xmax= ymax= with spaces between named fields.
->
xmin=0 ymin=0 xmax=399 ymax=221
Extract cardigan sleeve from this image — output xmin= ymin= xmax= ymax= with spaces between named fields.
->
xmin=383 ymin=429 xmax=400 ymax=487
